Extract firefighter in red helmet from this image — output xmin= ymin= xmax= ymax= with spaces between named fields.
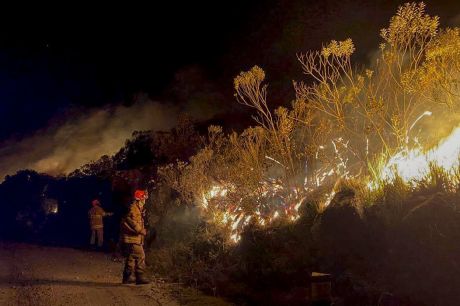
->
xmin=88 ymin=199 xmax=113 ymax=248
xmin=120 ymin=189 xmax=150 ymax=285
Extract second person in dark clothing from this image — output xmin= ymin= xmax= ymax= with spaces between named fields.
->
xmin=88 ymin=199 xmax=113 ymax=248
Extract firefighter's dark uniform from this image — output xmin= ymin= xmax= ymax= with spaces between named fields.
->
xmin=88 ymin=205 xmax=109 ymax=247
xmin=120 ymin=201 xmax=148 ymax=284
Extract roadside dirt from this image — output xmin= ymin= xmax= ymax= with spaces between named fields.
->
xmin=0 ymin=242 xmax=179 ymax=306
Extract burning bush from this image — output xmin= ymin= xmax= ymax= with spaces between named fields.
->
xmin=149 ymin=2 xmax=460 ymax=304
xmin=158 ymin=1 xmax=460 ymax=243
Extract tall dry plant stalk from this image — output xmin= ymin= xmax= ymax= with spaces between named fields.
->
xmin=159 ymin=2 xmax=460 ymax=242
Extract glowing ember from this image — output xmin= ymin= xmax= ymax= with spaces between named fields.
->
xmin=230 ymin=233 xmax=241 ymax=243
xmin=324 ymin=191 xmax=337 ymax=207
xmin=199 ymin=120 xmax=460 ymax=244
xmin=197 ymin=133 xmax=357 ymax=243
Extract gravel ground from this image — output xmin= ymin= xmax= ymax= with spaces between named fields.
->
xmin=0 ymin=242 xmax=179 ymax=306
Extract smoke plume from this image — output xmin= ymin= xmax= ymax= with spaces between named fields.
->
xmin=0 ymin=99 xmax=182 ymax=180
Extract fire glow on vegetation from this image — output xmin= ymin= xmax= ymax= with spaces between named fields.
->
xmin=200 ymin=144 xmax=352 ymax=243
xmin=163 ymin=3 xmax=460 ymax=244
xmin=200 ymin=116 xmax=460 ymax=243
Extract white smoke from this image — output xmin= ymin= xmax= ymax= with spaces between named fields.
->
xmin=0 ymin=99 xmax=181 ymax=180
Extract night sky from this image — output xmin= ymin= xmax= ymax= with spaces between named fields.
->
xmin=0 ymin=1 xmax=262 ymax=140
xmin=1 ymin=0 xmax=460 ymax=178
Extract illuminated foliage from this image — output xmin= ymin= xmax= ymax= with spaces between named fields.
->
xmin=159 ymin=2 xmax=460 ymax=243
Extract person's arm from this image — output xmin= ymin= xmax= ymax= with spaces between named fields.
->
xmin=124 ymin=211 xmax=145 ymax=235
xmin=102 ymin=210 xmax=114 ymax=217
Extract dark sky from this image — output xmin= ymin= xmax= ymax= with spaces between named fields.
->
xmin=0 ymin=1 xmax=264 ymax=140
xmin=1 ymin=0 xmax=459 ymax=142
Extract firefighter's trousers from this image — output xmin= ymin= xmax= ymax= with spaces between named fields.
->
xmin=90 ymin=228 xmax=104 ymax=247
xmin=122 ymin=243 xmax=146 ymax=277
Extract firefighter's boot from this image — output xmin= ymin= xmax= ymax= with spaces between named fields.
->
xmin=122 ymin=272 xmax=135 ymax=284
xmin=135 ymin=273 xmax=151 ymax=285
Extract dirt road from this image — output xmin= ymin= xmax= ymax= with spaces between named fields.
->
xmin=0 ymin=242 xmax=179 ymax=306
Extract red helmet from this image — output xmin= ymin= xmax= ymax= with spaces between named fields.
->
xmin=92 ymin=199 xmax=100 ymax=206
xmin=134 ymin=190 xmax=147 ymax=201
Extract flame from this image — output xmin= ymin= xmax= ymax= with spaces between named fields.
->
xmin=199 ymin=137 xmax=352 ymax=243
xmin=198 ymin=109 xmax=460 ymax=244
xmin=375 ymin=126 xmax=460 ymax=186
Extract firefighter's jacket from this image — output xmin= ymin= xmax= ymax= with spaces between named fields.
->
xmin=120 ymin=202 xmax=146 ymax=245
xmin=88 ymin=206 xmax=109 ymax=230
